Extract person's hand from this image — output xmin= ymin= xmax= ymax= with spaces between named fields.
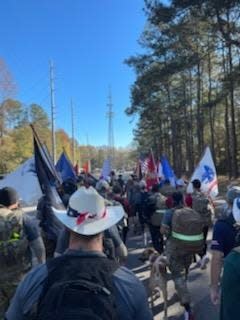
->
xmin=210 ymin=285 xmax=220 ymax=305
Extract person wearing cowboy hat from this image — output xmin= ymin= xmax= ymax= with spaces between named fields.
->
xmin=6 ymin=186 xmax=152 ymax=320
xmin=220 ymin=196 xmax=240 ymax=320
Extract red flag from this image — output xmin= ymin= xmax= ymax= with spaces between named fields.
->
xmin=74 ymin=162 xmax=79 ymax=175
xmin=82 ymin=160 xmax=91 ymax=174
xmin=145 ymin=152 xmax=159 ymax=191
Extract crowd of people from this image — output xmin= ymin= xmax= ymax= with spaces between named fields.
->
xmin=1 ymin=170 xmax=240 ymax=320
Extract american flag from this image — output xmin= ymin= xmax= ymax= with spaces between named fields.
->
xmin=141 ymin=152 xmax=159 ymax=190
xmin=140 ymin=157 xmax=150 ymax=174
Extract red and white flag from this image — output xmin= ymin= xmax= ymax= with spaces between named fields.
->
xmin=145 ymin=152 xmax=159 ymax=191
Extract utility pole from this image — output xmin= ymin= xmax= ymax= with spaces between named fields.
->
xmin=49 ymin=60 xmax=56 ymax=164
xmin=106 ymin=87 xmax=114 ymax=165
xmin=71 ymin=99 xmax=75 ymax=165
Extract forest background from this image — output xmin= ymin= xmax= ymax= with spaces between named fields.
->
xmin=1 ymin=0 xmax=240 ymax=178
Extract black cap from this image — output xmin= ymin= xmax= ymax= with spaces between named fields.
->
xmin=172 ymin=191 xmax=183 ymax=206
xmin=0 ymin=187 xmax=19 ymax=207
xmin=192 ymin=179 xmax=201 ymax=189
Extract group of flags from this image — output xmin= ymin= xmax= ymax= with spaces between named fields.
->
xmin=136 ymin=146 xmax=218 ymax=198
xmin=0 ymin=123 xmax=219 ymax=206
xmin=136 ymin=152 xmax=176 ymax=190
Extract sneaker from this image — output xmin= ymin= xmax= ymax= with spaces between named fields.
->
xmin=194 ymin=260 xmax=201 ymax=268
xmin=200 ymin=255 xmax=209 ymax=270
xmin=184 ymin=311 xmax=195 ymax=320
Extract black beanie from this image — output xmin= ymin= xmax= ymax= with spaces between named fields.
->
xmin=0 ymin=187 xmax=18 ymax=207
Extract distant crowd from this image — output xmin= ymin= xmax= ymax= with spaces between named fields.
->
xmin=1 ymin=170 xmax=240 ymax=320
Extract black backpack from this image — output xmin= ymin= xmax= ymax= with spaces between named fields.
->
xmin=143 ymin=193 xmax=157 ymax=219
xmin=35 ymin=255 xmax=119 ymax=320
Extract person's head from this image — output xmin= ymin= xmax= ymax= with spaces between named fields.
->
xmin=226 ymin=186 xmax=240 ymax=206
xmin=97 ymin=180 xmax=110 ymax=193
xmin=112 ymin=185 xmax=122 ymax=195
xmin=0 ymin=187 xmax=19 ymax=209
xmin=192 ymin=179 xmax=201 ymax=190
xmin=172 ymin=191 xmax=183 ymax=207
xmin=52 ymin=186 xmax=124 ymax=251
xmin=139 ymin=180 xmax=146 ymax=190
xmin=118 ymin=174 xmax=122 ymax=179
xmin=164 ymin=179 xmax=170 ymax=185
xmin=151 ymin=183 xmax=160 ymax=193
xmin=62 ymin=178 xmax=78 ymax=195
xmin=110 ymin=170 xmax=115 ymax=177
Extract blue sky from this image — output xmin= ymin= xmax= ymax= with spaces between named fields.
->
xmin=0 ymin=0 xmax=147 ymax=147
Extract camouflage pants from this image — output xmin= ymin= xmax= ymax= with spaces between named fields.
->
xmin=165 ymin=239 xmax=192 ymax=305
xmin=0 ymin=270 xmax=23 ymax=319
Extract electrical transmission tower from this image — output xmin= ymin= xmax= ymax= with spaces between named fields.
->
xmin=49 ymin=60 xmax=56 ymax=164
xmin=106 ymin=88 xmax=114 ymax=164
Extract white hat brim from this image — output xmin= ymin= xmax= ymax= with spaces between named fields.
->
xmin=52 ymin=205 xmax=124 ymax=235
xmin=233 ymin=198 xmax=240 ymax=223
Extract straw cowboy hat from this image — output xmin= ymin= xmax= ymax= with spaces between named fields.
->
xmin=52 ymin=186 xmax=124 ymax=235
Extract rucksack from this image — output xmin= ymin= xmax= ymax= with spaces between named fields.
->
xmin=35 ymin=255 xmax=119 ymax=320
xmin=171 ymin=207 xmax=204 ymax=254
xmin=145 ymin=193 xmax=166 ymax=226
xmin=0 ymin=206 xmax=28 ymax=272
xmin=192 ymin=192 xmax=213 ymax=226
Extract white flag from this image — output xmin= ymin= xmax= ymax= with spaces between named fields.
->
xmin=187 ymin=147 xmax=218 ymax=198
xmin=101 ymin=157 xmax=111 ymax=180
xmin=158 ymin=161 xmax=164 ymax=179
xmin=0 ymin=157 xmax=42 ymax=206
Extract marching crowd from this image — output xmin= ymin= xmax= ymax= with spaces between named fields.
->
xmin=1 ymin=170 xmax=240 ymax=320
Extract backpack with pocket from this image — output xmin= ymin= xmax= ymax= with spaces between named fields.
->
xmin=171 ymin=207 xmax=204 ymax=254
xmin=35 ymin=255 xmax=119 ymax=320
xmin=147 ymin=193 xmax=166 ymax=226
xmin=192 ymin=192 xmax=213 ymax=226
xmin=0 ymin=206 xmax=28 ymax=272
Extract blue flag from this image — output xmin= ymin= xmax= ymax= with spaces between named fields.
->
xmin=161 ymin=156 xmax=176 ymax=187
xmin=56 ymin=152 xmax=77 ymax=182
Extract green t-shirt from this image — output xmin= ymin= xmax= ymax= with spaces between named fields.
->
xmin=221 ymin=248 xmax=240 ymax=320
